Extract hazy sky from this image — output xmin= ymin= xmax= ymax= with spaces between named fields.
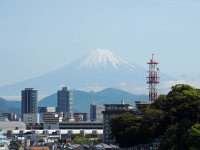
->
xmin=0 ymin=0 xmax=200 ymax=87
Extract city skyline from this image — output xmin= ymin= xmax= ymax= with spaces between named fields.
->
xmin=0 ymin=1 xmax=199 ymax=149
xmin=0 ymin=0 xmax=200 ymax=89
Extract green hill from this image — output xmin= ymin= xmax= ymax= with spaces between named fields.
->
xmin=39 ymin=88 xmax=148 ymax=113
xmin=0 ymin=97 xmax=21 ymax=116
xmin=0 ymin=88 xmax=148 ymax=115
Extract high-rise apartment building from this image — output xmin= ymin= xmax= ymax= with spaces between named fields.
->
xmin=21 ymin=88 xmax=38 ymax=124
xmin=90 ymin=104 xmax=103 ymax=122
xmin=21 ymin=88 xmax=38 ymax=115
xmin=57 ymin=87 xmax=73 ymax=118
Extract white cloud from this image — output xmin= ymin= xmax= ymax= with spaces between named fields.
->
xmin=2 ymin=94 xmax=50 ymax=101
xmin=3 ymin=80 xmax=200 ymax=101
xmin=1 ymin=96 xmax=21 ymax=101
xmin=113 ymin=80 xmax=200 ymax=95
xmin=78 ymin=86 xmax=106 ymax=92
xmin=112 ymin=82 xmax=148 ymax=95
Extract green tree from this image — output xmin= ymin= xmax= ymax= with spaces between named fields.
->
xmin=153 ymin=84 xmax=200 ymax=149
xmin=185 ymin=123 xmax=200 ymax=149
xmin=157 ymin=94 xmax=166 ymax=101
xmin=142 ymin=108 xmax=165 ymax=140
xmin=167 ymin=84 xmax=199 ymax=98
xmin=85 ymin=134 xmax=103 ymax=145
xmin=110 ymin=84 xmax=200 ymax=149
xmin=160 ymin=124 xmax=179 ymax=150
xmin=110 ymin=112 xmax=142 ymax=147
xmin=73 ymin=135 xmax=91 ymax=145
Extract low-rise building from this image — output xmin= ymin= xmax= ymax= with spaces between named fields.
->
xmin=23 ymin=113 xmax=40 ymax=125
xmin=0 ymin=122 xmax=26 ymax=131
xmin=26 ymin=123 xmax=44 ymax=130
xmin=74 ymin=113 xmax=89 ymax=121
xmin=25 ymin=146 xmax=50 ymax=150
xmin=59 ymin=121 xmax=103 ymax=129
xmin=0 ymin=130 xmax=7 ymax=150
xmin=73 ymin=114 xmax=83 ymax=121
xmin=2 ymin=113 xmax=17 ymax=121
xmin=38 ymin=107 xmax=56 ymax=123
xmin=38 ymin=107 xmax=56 ymax=113
xmin=102 ymin=100 xmax=134 ymax=144
xmin=43 ymin=113 xmax=62 ymax=129
xmin=0 ymin=116 xmax=8 ymax=122
xmin=135 ymin=101 xmax=149 ymax=112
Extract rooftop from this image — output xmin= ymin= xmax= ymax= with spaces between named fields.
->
xmin=104 ymin=104 xmax=133 ymax=106
xmin=0 ymin=121 xmax=26 ymax=130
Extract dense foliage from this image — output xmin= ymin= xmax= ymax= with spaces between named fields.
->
xmin=110 ymin=84 xmax=200 ymax=149
xmin=73 ymin=135 xmax=92 ymax=145
xmin=71 ymin=134 xmax=102 ymax=145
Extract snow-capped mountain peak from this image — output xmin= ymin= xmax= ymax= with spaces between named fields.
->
xmin=79 ymin=49 xmax=135 ymax=70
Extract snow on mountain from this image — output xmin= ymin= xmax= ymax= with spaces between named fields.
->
xmin=0 ymin=49 xmax=175 ymax=96
xmin=79 ymin=49 xmax=135 ymax=70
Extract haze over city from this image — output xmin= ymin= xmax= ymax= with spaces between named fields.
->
xmin=1 ymin=1 xmax=200 ymax=150
xmin=1 ymin=0 xmax=200 ymax=97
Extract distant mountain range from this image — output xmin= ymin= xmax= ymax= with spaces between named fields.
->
xmin=0 ymin=49 xmax=174 ymax=96
xmin=0 ymin=97 xmax=21 ymax=115
xmin=39 ymin=88 xmax=148 ymax=113
xmin=0 ymin=88 xmax=148 ymax=116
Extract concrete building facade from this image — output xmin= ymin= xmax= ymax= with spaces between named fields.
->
xmin=0 ymin=116 xmax=8 ymax=122
xmin=59 ymin=121 xmax=103 ymax=129
xmin=23 ymin=113 xmax=40 ymax=125
xmin=21 ymin=88 xmax=38 ymax=122
xmin=38 ymin=107 xmax=56 ymax=113
xmin=73 ymin=114 xmax=83 ymax=121
xmin=0 ymin=130 xmax=7 ymax=150
xmin=2 ymin=113 xmax=17 ymax=121
xmin=0 ymin=122 xmax=26 ymax=131
xmin=135 ymin=101 xmax=149 ymax=112
xmin=38 ymin=107 xmax=56 ymax=123
xmin=43 ymin=113 xmax=62 ymax=129
xmin=57 ymin=87 xmax=73 ymax=118
xmin=74 ymin=113 xmax=89 ymax=121
xmin=102 ymin=102 xmax=134 ymax=144
xmin=90 ymin=104 xmax=103 ymax=122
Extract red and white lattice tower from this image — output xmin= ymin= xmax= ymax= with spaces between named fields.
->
xmin=147 ymin=54 xmax=160 ymax=103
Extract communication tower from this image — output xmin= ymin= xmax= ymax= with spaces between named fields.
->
xmin=147 ymin=54 xmax=160 ymax=102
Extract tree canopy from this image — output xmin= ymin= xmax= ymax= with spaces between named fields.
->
xmin=185 ymin=123 xmax=200 ymax=149
xmin=110 ymin=84 xmax=200 ymax=149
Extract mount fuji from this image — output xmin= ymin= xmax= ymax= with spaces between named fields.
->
xmin=0 ymin=49 xmax=174 ymax=96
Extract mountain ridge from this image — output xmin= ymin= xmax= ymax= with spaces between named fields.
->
xmin=78 ymin=49 xmax=135 ymax=70
xmin=39 ymin=88 xmax=148 ymax=113
xmin=0 ymin=88 xmax=148 ymax=115
xmin=0 ymin=49 xmax=175 ymax=96
xmin=0 ymin=97 xmax=21 ymax=115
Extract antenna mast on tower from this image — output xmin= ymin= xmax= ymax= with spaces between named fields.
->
xmin=147 ymin=54 xmax=160 ymax=103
